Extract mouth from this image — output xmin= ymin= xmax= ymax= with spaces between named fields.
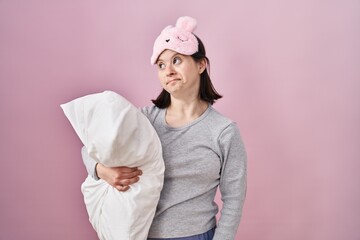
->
xmin=166 ymin=79 xmax=180 ymax=85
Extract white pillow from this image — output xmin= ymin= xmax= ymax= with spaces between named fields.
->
xmin=61 ymin=91 xmax=164 ymax=240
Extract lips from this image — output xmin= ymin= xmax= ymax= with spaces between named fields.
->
xmin=166 ymin=79 xmax=180 ymax=85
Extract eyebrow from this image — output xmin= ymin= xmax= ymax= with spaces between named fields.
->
xmin=157 ymin=53 xmax=180 ymax=63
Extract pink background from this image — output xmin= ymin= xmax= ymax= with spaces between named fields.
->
xmin=1 ymin=1 xmax=359 ymax=239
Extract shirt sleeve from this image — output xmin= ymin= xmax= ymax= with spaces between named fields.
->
xmin=213 ymin=123 xmax=247 ymax=240
xmin=81 ymin=146 xmax=100 ymax=180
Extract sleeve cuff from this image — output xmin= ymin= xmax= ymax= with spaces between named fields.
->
xmin=81 ymin=146 xmax=100 ymax=180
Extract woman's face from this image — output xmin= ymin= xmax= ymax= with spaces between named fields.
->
xmin=156 ymin=49 xmax=205 ymax=97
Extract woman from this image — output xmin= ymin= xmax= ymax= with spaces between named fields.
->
xmin=82 ymin=16 xmax=247 ymax=240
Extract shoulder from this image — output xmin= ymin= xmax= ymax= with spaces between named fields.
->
xmin=197 ymin=106 xmax=241 ymax=143
xmin=207 ymin=107 xmax=244 ymax=142
xmin=206 ymin=107 xmax=234 ymax=130
xmin=140 ymin=105 xmax=163 ymax=123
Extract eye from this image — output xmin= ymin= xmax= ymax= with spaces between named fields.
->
xmin=173 ymin=57 xmax=182 ymax=65
xmin=158 ymin=62 xmax=165 ymax=70
xmin=177 ymin=34 xmax=188 ymax=42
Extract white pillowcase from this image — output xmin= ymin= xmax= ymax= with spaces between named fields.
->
xmin=61 ymin=91 xmax=164 ymax=240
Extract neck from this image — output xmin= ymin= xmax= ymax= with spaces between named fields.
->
xmin=170 ymin=94 xmax=208 ymax=113
xmin=165 ymin=96 xmax=209 ymax=127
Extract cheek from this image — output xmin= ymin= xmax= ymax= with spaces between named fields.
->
xmin=157 ymin=71 xmax=164 ymax=80
xmin=182 ymin=66 xmax=199 ymax=82
xmin=157 ymin=72 xmax=166 ymax=85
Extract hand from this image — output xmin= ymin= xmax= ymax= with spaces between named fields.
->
xmin=96 ymin=163 xmax=142 ymax=192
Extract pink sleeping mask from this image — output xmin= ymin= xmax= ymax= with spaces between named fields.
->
xmin=150 ymin=16 xmax=199 ymax=65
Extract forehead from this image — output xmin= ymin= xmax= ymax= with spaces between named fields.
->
xmin=157 ymin=49 xmax=183 ymax=62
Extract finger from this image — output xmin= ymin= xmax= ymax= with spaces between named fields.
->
xmin=118 ymin=179 xmax=130 ymax=187
xmin=115 ymin=166 xmax=139 ymax=173
xmin=117 ymin=169 xmax=143 ymax=180
xmin=118 ymin=176 xmax=140 ymax=187
xmin=116 ymin=185 xmax=130 ymax=192
xmin=127 ymin=176 xmax=141 ymax=185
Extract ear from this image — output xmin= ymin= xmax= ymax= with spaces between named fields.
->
xmin=198 ymin=58 xmax=207 ymax=74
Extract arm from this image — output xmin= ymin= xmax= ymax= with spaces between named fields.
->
xmin=81 ymin=146 xmax=99 ymax=180
xmin=81 ymin=146 xmax=142 ymax=191
xmin=213 ymin=124 xmax=247 ymax=240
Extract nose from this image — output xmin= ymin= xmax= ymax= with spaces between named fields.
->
xmin=165 ymin=64 xmax=176 ymax=77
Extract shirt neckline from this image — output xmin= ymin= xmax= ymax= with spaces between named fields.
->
xmin=161 ymin=105 xmax=212 ymax=131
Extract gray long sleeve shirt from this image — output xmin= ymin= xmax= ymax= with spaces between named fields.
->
xmin=82 ymin=105 xmax=247 ymax=239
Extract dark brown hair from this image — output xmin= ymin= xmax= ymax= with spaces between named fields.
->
xmin=151 ymin=36 xmax=222 ymax=108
